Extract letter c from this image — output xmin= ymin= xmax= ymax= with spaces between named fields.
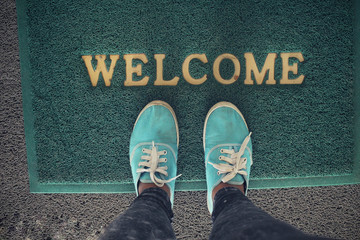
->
xmin=182 ymin=54 xmax=208 ymax=85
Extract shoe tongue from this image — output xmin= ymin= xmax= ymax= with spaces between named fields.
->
xmin=227 ymin=174 xmax=245 ymax=185
xmin=139 ymin=172 xmax=152 ymax=184
xmin=221 ymin=145 xmax=246 ymax=185
xmin=140 ymin=142 xmax=163 ymax=182
xmin=138 ymin=168 xmax=165 ymax=184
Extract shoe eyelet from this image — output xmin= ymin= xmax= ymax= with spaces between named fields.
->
xmin=142 ymin=148 xmax=145 ymax=153
xmin=219 ymin=156 xmax=222 ymax=160
xmin=220 ymin=149 xmax=224 ymax=153
xmin=217 ymin=171 xmax=220 ymax=175
xmin=163 ymin=150 xmax=167 ymax=155
xmin=164 ymin=158 xmax=167 ymax=162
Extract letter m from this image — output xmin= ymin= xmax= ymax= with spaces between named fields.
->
xmin=82 ymin=55 xmax=119 ymax=87
xmin=244 ymin=53 xmax=277 ymax=85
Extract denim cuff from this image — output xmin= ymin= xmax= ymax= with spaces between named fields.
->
xmin=134 ymin=187 xmax=174 ymax=222
xmin=212 ymin=187 xmax=247 ymax=222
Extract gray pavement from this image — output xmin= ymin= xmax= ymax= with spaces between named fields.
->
xmin=1 ymin=0 xmax=359 ymax=239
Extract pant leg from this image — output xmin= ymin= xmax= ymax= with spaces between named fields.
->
xmin=209 ymin=187 xmax=334 ymax=240
xmin=99 ymin=188 xmax=176 ymax=240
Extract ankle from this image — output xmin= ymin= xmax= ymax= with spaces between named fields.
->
xmin=212 ymin=182 xmax=245 ymax=200
xmin=138 ymin=182 xmax=171 ymax=197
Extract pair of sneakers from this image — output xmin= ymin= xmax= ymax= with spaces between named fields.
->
xmin=129 ymin=100 xmax=252 ymax=213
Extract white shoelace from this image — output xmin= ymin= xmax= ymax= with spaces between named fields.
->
xmin=137 ymin=141 xmax=181 ymax=187
xmin=208 ymin=133 xmax=252 ymax=183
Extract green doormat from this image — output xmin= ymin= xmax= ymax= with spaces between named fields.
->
xmin=17 ymin=0 xmax=360 ymax=193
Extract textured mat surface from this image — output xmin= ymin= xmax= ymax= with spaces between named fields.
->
xmin=17 ymin=0 xmax=360 ymax=192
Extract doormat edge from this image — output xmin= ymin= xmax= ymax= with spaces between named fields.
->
xmin=29 ymin=174 xmax=360 ymax=193
xmin=19 ymin=0 xmax=360 ymax=193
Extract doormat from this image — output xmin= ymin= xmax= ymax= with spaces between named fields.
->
xmin=17 ymin=0 xmax=360 ymax=193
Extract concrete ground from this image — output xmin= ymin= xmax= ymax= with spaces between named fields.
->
xmin=1 ymin=0 xmax=359 ymax=239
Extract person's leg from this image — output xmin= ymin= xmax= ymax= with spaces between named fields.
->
xmin=99 ymin=187 xmax=176 ymax=240
xmin=204 ymin=102 xmax=333 ymax=240
xmin=99 ymin=101 xmax=180 ymax=240
xmin=210 ymin=187 xmax=331 ymax=240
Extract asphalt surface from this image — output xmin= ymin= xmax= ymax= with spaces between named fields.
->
xmin=1 ymin=0 xmax=359 ymax=239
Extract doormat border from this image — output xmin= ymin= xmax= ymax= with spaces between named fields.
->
xmin=17 ymin=0 xmax=360 ymax=193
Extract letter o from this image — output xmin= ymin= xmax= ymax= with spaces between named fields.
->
xmin=213 ymin=54 xmax=240 ymax=85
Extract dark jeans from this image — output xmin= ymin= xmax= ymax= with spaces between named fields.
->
xmin=99 ymin=187 xmax=333 ymax=240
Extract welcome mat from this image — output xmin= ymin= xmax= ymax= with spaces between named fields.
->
xmin=17 ymin=0 xmax=360 ymax=193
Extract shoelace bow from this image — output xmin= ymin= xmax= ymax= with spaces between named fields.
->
xmin=208 ymin=132 xmax=252 ymax=183
xmin=137 ymin=141 xmax=181 ymax=187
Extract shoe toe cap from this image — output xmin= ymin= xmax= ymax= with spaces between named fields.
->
xmin=205 ymin=107 xmax=249 ymax=148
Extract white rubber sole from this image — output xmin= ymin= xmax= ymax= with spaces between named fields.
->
xmin=134 ymin=100 xmax=179 ymax=147
xmin=203 ymin=101 xmax=249 ymax=151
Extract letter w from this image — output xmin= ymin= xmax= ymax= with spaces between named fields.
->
xmin=82 ymin=55 xmax=119 ymax=87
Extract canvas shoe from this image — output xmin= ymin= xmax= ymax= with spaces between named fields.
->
xmin=129 ymin=100 xmax=181 ymax=206
xmin=203 ymin=102 xmax=252 ymax=213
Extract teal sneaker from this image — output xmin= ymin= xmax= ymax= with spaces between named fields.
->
xmin=129 ymin=100 xmax=181 ymax=206
xmin=203 ymin=102 xmax=252 ymax=213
